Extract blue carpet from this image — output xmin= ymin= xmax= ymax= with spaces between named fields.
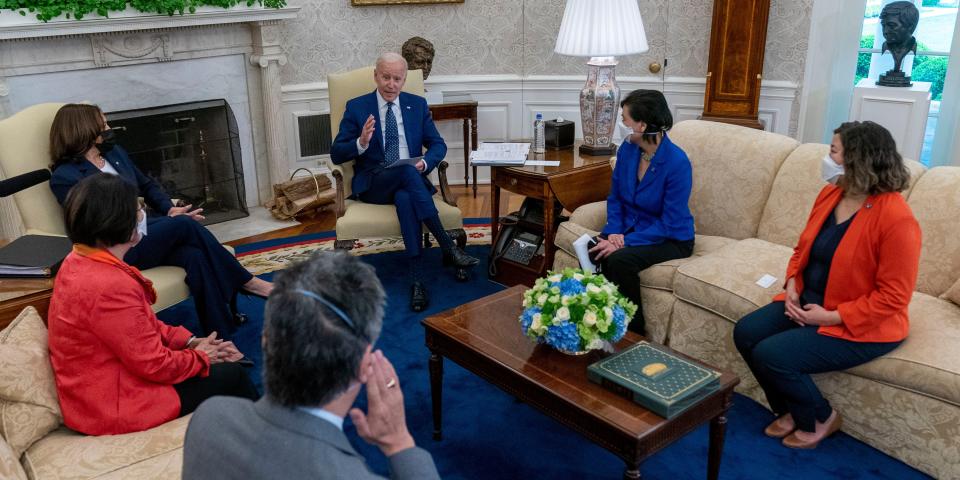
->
xmin=158 ymin=244 xmax=930 ymax=480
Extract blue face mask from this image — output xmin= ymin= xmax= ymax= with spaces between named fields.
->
xmin=821 ymin=154 xmax=845 ymax=184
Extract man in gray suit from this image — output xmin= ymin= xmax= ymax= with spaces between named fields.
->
xmin=181 ymin=252 xmax=440 ymax=480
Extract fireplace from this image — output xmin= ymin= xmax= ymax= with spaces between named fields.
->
xmin=107 ymin=99 xmax=248 ymax=226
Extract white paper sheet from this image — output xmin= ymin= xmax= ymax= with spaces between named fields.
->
xmin=573 ymin=234 xmax=598 ymax=273
xmin=524 ymin=160 xmax=560 ymax=166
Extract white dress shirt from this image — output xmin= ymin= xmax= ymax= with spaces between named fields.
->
xmin=356 ymin=90 xmax=410 ymax=160
xmin=99 ymin=160 xmax=120 ymax=175
xmin=298 ymin=406 xmax=345 ymax=431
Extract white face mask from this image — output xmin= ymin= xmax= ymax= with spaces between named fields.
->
xmin=617 ymin=118 xmax=633 ymax=140
xmin=137 ymin=210 xmax=148 ymax=238
xmin=821 ymin=154 xmax=844 ymax=184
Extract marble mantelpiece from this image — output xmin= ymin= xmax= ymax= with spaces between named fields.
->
xmin=0 ymin=5 xmax=300 ymax=238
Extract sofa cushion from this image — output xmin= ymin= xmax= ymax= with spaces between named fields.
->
xmin=0 ymin=435 xmax=26 ymax=480
xmin=0 ymin=307 xmax=61 ymax=458
xmin=555 ymin=220 xmax=600 ymax=260
xmin=942 ymin=277 xmax=960 ymax=307
xmin=21 ymin=415 xmax=189 ymax=480
xmin=906 ymin=166 xmax=960 ymax=297
xmin=638 ymin=235 xmax=737 ymax=291
xmin=673 ymin=238 xmax=793 ymax=323
xmin=845 ymin=292 xmax=960 ymax=407
xmin=669 ymin=120 xmax=799 ymax=241
xmin=756 ymin=144 xmax=830 ymax=248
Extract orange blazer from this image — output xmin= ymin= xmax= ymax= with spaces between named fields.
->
xmin=49 ymin=248 xmax=210 ymax=435
xmin=773 ymin=185 xmax=921 ymax=343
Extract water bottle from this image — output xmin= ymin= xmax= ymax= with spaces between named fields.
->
xmin=533 ymin=113 xmax=545 ymax=154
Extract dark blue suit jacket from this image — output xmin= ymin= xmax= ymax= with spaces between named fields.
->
xmin=329 ymin=91 xmax=447 ymax=198
xmin=49 ymin=146 xmax=174 ymax=215
xmin=602 ymin=134 xmax=695 ymax=246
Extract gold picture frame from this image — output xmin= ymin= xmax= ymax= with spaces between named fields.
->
xmin=351 ymin=0 xmax=463 ymax=5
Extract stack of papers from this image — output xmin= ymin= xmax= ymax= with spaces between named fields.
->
xmin=470 ymin=142 xmax=530 ymax=166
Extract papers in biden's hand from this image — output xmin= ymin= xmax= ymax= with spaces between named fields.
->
xmin=386 ymin=156 xmax=424 ymax=169
xmin=469 ymin=142 xmax=529 ymax=166
xmin=573 ymin=234 xmax=598 ymax=273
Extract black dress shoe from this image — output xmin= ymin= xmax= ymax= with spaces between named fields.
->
xmin=411 ymin=282 xmax=429 ymax=312
xmin=442 ymin=247 xmax=480 ymax=268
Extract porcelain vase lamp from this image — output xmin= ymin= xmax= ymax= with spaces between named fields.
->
xmin=555 ymin=0 xmax=649 ymax=156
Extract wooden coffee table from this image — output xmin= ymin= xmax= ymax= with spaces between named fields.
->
xmin=422 ymin=286 xmax=740 ymax=480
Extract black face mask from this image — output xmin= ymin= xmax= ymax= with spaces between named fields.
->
xmin=96 ymin=128 xmax=117 ymax=155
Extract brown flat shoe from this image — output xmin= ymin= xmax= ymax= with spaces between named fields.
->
xmin=782 ymin=412 xmax=843 ymax=449
xmin=764 ymin=414 xmax=796 ymax=439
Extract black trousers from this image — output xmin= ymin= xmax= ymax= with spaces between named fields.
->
xmin=174 ymin=363 xmax=259 ymax=416
xmin=601 ymin=238 xmax=694 ymax=335
xmin=125 ymin=215 xmax=255 ymax=339
xmin=733 ymin=302 xmax=901 ymax=432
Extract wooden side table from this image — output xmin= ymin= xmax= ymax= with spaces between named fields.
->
xmin=0 ymin=239 xmax=55 ymax=330
xmin=429 ymin=101 xmax=479 ymax=197
xmin=489 ymin=143 xmax=613 ymax=286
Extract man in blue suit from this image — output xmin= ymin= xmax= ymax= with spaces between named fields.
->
xmin=331 ymin=53 xmax=477 ymax=312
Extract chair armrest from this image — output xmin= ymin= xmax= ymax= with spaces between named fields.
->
xmin=326 ymin=160 xmax=347 ymax=218
xmin=436 ymin=160 xmax=457 ymax=207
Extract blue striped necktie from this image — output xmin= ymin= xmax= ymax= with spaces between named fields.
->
xmin=384 ymin=102 xmax=400 ymax=167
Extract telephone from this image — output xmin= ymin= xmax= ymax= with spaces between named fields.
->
xmin=489 ymin=198 xmax=562 ymax=276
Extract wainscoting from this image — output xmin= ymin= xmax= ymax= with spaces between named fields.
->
xmin=281 ymin=75 xmax=798 ymax=186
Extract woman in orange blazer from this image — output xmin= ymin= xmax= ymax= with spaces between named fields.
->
xmin=48 ymin=174 xmax=258 ymax=436
xmin=733 ymin=121 xmax=921 ymax=450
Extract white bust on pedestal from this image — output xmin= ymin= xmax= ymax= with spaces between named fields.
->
xmin=849 ymin=78 xmax=931 ymax=161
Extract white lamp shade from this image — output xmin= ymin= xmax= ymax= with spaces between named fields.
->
xmin=554 ymin=0 xmax=649 ymax=57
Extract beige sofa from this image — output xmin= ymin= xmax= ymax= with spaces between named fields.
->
xmin=0 ymin=307 xmax=188 ymax=479
xmin=553 ymin=120 xmax=960 ymax=479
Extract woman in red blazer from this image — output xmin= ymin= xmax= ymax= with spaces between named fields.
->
xmin=734 ymin=121 xmax=921 ymax=449
xmin=48 ymin=174 xmax=258 ymax=436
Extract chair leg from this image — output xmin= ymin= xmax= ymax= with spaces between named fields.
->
xmin=334 ymin=239 xmax=357 ymax=250
xmin=448 ymin=228 xmax=467 ymax=249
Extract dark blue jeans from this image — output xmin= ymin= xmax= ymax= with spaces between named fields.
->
xmin=733 ymin=302 xmax=902 ymax=432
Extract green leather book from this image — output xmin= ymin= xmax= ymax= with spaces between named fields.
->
xmin=587 ymin=341 xmax=720 ymax=419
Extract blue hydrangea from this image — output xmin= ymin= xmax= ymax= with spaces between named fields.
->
xmin=558 ymin=278 xmax=586 ymax=296
xmin=520 ymin=307 xmax=540 ymax=334
xmin=545 ymin=321 xmax=581 ymax=352
xmin=611 ymin=305 xmax=628 ymax=340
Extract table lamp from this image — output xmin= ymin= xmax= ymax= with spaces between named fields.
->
xmin=554 ymin=0 xmax=649 ymax=156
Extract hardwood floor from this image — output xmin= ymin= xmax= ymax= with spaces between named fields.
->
xmin=226 ymin=185 xmax=526 ymax=247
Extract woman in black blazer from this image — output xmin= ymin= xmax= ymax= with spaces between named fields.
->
xmin=48 ymin=103 xmax=271 ymax=339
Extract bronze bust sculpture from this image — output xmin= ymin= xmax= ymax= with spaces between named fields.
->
xmin=402 ymin=37 xmax=436 ymax=81
xmin=877 ymin=1 xmax=920 ymax=87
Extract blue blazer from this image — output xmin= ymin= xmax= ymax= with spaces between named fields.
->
xmin=602 ymin=134 xmax=695 ymax=246
xmin=329 ymin=91 xmax=447 ymax=198
xmin=50 ymin=146 xmax=174 ymax=215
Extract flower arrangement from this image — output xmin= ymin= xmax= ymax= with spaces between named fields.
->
xmin=520 ymin=268 xmax=638 ymax=354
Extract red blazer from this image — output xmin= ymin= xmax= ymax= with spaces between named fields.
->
xmin=773 ymin=185 xmax=921 ymax=343
xmin=48 ymin=247 xmax=210 ymax=435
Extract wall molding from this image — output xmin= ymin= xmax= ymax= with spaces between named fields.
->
xmin=281 ymin=74 xmax=799 ymax=185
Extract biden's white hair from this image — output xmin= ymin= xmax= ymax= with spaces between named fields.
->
xmin=375 ymin=52 xmax=408 ymax=71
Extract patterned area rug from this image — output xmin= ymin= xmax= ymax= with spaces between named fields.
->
xmin=235 ymin=218 xmax=492 ymax=275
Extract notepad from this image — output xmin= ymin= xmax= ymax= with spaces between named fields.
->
xmin=0 ymin=235 xmax=72 ymax=277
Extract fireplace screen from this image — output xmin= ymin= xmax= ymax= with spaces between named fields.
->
xmin=107 ymin=99 xmax=248 ymax=226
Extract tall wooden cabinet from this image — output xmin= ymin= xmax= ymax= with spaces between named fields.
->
xmin=700 ymin=0 xmax=772 ymax=130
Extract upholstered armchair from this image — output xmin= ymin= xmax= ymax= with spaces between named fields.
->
xmin=0 ymin=103 xmax=221 ymax=312
xmin=324 ymin=66 xmax=467 ymax=260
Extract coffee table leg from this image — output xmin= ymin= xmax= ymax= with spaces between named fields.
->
xmin=623 ymin=461 xmax=641 ymax=480
xmin=708 ymin=395 xmax=733 ymax=480
xmin=429 ymin=352 xmax=444 ymax=440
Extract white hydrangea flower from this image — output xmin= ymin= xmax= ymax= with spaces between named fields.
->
xmin=603 ymin=307 xmax=614 ymax=319
xmin=603 ymin=284 xmax=614 ymax=294
xmin=587 ymin=284 xmax=602 ymax=294
xmin=537 ymin=293 xmax=549 ymax=304
xmin=583 ymin=310 xmax=597 ymax=327
xmin=531 ymin=313 xmax=543 ymax=332
xmin=548 ymin=274 xmax=562 ymax=283
xmin=573 ymin=273 xmax=584 ymax=281
xmin=549 ymin=295 xmax=560 ymax=304
xmin=556 ymin=307 xmax=570 ymax=321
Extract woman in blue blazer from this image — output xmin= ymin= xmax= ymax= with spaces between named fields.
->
xmin=48 ymin=104 xmax=272 ymax=340
xmin=589 ymin=90 xmax=695 ymax=335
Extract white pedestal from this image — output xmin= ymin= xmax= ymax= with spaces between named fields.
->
xmin=850 ymin=79 xmax=931 ymax=161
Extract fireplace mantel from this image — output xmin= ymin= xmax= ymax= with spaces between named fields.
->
xmin=0 ymin=6 xmax=299 ymax=40
xmin=0 ymin=4 xmax=301 ymax=239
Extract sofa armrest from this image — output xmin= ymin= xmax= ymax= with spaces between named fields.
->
xmin=568 ymin=201 xmax=607 ymax=232
xmin=327 ymin=161 xmax=347 ymax=218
